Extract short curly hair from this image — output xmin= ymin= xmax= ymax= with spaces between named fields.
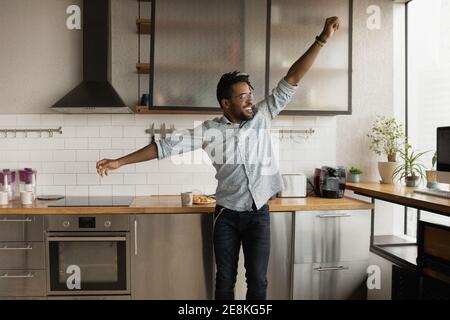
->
xmin=216 ymin=71 xmax=254 ymax=108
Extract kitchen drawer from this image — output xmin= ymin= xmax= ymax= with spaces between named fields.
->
xmin=0 ymin=270 xmax=46 ymax=297
xmin=0 ymin=242 xmax=45 ymax=269
xmin=292 ymin=261 xmax=369 ymax=300
xmin=0 ymin=215 xmax=44 ymax=242
xmin=294 ymin=210 xmax=370 ymax=263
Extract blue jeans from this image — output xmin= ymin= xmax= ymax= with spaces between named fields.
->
xmin=213 ymin=203 xmax=270 ymax=300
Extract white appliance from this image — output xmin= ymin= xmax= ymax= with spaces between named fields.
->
xmin=278 ymin=173 xmax=307 ymax=198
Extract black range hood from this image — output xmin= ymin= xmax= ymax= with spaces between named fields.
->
xmin=52 ymin=0 xmax=131 ymax=114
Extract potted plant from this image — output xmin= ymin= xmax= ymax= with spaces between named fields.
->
xmin=367 ymin=116 xmax=406 ymax=184
xmin=426 ymin=151 xmax=438 ymax=188
xmin=348 ymin=167 xmax=363 ymax=183
xmin=392 ymin=144 xmax=429 ymax=187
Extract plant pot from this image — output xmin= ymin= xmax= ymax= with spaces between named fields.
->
xmin=405 ymin=176 xmax=420 ymax=187
xmin=378 ymin=161 xmax=397 ymax=184
xmin=348 ymin=173 xmax=361 ymax=183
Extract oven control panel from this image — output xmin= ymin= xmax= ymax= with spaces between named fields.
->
xmin=46 ymin=215 xmax=129 ymax=231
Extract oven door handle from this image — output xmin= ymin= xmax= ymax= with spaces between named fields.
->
xmin=47 ymin=236 xmax=127 ymax=242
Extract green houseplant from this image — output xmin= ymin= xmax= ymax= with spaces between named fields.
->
xmin=392 ymin=144 xmax=429 ymax=187
xmin=367 ymin=116 xmax=406 ymax=184
xmin=348 ymin=166 xmax=363 ymax=183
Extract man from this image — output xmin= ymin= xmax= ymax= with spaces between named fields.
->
xmin=96 ymin=16 xmax=340 ymax=300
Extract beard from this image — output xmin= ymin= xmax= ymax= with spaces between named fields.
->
xmin=230 ymin=104 xmax=254 ymax=122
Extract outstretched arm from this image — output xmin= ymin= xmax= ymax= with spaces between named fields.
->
xmin=96 ymin=142 xmax=158 ymax=177
xmin=284 ymin=17 xmax=340 ymax=86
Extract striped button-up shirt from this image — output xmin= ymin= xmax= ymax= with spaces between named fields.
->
xmin=155 ymin=78 xmax=298 ymax=211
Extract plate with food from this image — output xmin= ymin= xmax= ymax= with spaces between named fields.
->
xmin=193 ymin=194 xmax=216 ymax=205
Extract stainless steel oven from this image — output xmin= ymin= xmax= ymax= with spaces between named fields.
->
xmin=46 ymin=215 xmax=130 ymax=296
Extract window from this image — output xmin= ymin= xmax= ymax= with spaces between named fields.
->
xmin=407 ymin=0 xmax=450 ymax=232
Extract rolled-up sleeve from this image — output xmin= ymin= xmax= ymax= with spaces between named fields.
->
xmin=258 ymin=77 xmax=298 ymax=119
xmin=155 ymin=122 xmax=205 ymax=160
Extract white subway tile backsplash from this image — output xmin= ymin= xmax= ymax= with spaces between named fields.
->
xmin=147 ymin=173 xmax=170 ymax=185
xmin=77 ymin=150 xmax=100 ymax=161
xmin=64 ymin=138 xmax=88 ymax=150
xmin=53 ymin=174 xmax=77 ymax=185
xmin=112 ymin=138 xmax=135 ymax=149
xmin=41 ymin=162 xmax=65 ymax=174
xmin=135 ymin=160 xmax=159 ymax=173
xmin=112 ymin=114 xmax=135 ymax=126
xmin=135 ymin=138 xmax=151 ymax=149
xmin=123 ymin=126 xmax=148 ymax=138
xmin=88 ymin=114 xmax=112 ymax=126
xmin=66 ymin=185 xmax=89 ymax=196
xmin=64 ymin=115 xmax=88 ymax=126
xmin=88 ymin=138 xmax=112 ymax=150
xmin=1 ymin=113 xmax=336 ymax=197
xmin=136 ymin=185 xmax=158 ymax=196
xmin=0 ymin=115 xmax=17 ymax=126
xmin=124 ymin=173 xmax=146 ymax=185
xmin=89 ymin=185 xmax=112 ymax=196
xmin=65 ymin=162 xmax=88 ymax=174
xmin=76 ymin=127 xmax=100 ymax=138
xmin=37 ymin=174 xmax=54 ymax=185
xmin=100 ymin=174 xmax=124 ymax=185
xmin=40 ymin=139 xmax=66 ymax=150
xmin=113 ymin=185 xmax=135 ymax=196
xmin=100 ymin=126 xmax=123 ymax=138
xmin=52 ymin=150 xmax=76 ymax=161
xmin=159 ymin=185 xmax=181 ymax=195
xmin=16 ymin=115 xmax=41 ymax=126
xmin=77 ymin=174 xmax=100 ymax=185
xmin=40 ymin=115 xmax=64 ymax=126
xmin=41 ymin=186 xmax=66 ymax=196
xmin=1 ymin=151 xmax=30 ymax=162
xmin=29 ymin=151 xmax=53 ymax=161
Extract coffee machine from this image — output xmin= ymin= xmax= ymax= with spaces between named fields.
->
xmin=314 ymin=166 xmax=346 ymax=198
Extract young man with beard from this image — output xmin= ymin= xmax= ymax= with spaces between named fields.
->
xmin=96 ymin=16 xmax=340 ymax=300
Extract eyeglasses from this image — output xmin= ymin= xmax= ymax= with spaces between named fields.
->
xmin=233 ymin=92 xmax=254 ymax=101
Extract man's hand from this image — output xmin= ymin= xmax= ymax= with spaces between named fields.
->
xmin=320 ymin=16 xmax=340 ymax=41
xmin=96 ymin=159 xmax=120 ymax=177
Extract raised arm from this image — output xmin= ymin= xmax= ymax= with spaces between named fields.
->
xmin=284 ymin=17 xmax=340 ymax=86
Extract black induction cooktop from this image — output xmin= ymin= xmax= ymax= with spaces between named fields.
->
xmin=46 ymin=196 xmax=134 ymax=207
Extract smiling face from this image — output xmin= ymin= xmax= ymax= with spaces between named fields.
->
xmin=221 ymin=82 xmax=255 ymax=122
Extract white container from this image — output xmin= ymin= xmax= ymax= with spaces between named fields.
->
xmin=0 ymin=191 xmax=8 ymax=206
xmin=181 ymin=192 xmax=193 ymax=206
xmin=278 ymin=173 xmax=307 ymax=198
xmin=20 ymin=191 xmax=34 ymax=205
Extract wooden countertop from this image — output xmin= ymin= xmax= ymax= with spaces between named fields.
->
xmin=0 ymin=195 xmax=373 ymax=215
xmin=346 ymin=182 xmax=450 ymax=216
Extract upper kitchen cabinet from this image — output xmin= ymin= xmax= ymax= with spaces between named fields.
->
xmin=148 ymin=0 xmax=267 ymax=111
xmin=270 ymin=0 xmax=352 ymax=115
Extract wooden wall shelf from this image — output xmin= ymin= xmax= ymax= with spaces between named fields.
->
xmin=136 ymin=63 xmax=150 ymax=74
xmin=136 ymin=18 xmax=151 ymax=34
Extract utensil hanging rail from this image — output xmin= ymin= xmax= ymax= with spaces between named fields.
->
xmin=0 ymin=126 xmax=63 ymax=137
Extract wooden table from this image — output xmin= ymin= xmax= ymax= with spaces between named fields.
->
xmin=346 ymin=182 xmax=450 ymax=269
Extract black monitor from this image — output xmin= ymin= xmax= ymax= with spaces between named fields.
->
xmin=436 ymin=126 xmax=450 ymax=184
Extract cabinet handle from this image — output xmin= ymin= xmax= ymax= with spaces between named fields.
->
xmin=0 ymin=272 xmax=34 ymax=279
xmin=317 ymin=214 xmax=352 ymax=218
xmin=134 ymin=219 xmax=138 ymax=256
xmin=314 ymin=266 xmax=348 ymax=272
xmin=0 ymin=245 xmax=32 ymax=251
xmin=0 ymin=218 xmax=33 ymax=223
